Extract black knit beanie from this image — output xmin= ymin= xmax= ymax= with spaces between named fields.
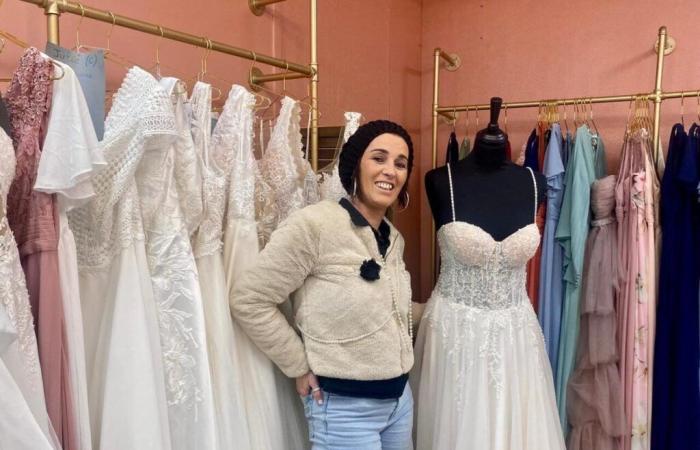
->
xmin=338 ymin=119 xmax=414 ymax=196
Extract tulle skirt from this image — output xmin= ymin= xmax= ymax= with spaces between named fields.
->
xmin=411 ymin=294 xmax=565 ymax=450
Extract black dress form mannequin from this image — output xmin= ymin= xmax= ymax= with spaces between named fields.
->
xmin=426 ymin=97 xmax=546 ymax=241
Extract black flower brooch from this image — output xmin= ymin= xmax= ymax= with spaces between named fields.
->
xmin=360 ymin=259 xmax=381 ymax=281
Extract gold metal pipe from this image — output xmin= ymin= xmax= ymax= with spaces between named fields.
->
xmin=652 ymin=26 xmax=667 ymax=163
xmin=661 ymin=89 xmax=700 ymax=99
xmin=436 ymin=89 xmax=700 ymax=117
xmin=310 ymin=0 xmax=319 ymax=171
xmin=250 ymin=70 xmax=308 ymax=85
xmin=44 ymin=0 xmax=60 ymax=44
xmin=430 ymin=48 xmax=442 ymax=288
xmin=437 ymin=49 xmax=459 ymax=69
xmin=20 ymin=0 xmax=313 ymax=76
xmin=437 ymin=93 xmax=640 ymax=115
xmin=249 ymin=0 xmax=287 ymax=16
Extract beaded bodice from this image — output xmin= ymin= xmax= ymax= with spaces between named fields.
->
xmin=435 ymin=163 xmax=540 ymax=309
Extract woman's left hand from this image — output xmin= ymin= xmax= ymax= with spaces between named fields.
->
xmin=296 ymin=371 xmax=323 ymax=405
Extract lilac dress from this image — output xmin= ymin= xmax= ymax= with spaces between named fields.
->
xmin=567 ymin=175 xmax=626 ymax=450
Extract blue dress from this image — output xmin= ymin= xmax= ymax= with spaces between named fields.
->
xmin=524 ymin=128 xmax=539 ymax=171
xmin=651 ymin=123 xmax=700 ymax=450
xmin=538 ymin=124 xmax=565 ymax=373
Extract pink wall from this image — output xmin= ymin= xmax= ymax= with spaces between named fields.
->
xmin=0 ymin=0 xmax=421 ymax=125
xmin=5 ymin=0 xmax=698 ymax=300
xmin=417 ymin=0 xmax=700 ymax=299
xmin=0 ymin=0 xmax=424 ymax=293
xmin=1 ymin=0 xmax=275 ymax=101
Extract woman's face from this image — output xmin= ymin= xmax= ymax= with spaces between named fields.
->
xmin=355 ymin=133 xmax=410 ymax=211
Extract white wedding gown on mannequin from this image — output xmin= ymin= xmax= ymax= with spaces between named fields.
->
xmin=412 ymin=164 xmax=565 ymax=450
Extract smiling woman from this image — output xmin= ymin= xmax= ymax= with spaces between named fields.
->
xmin=345 ymin=131 xmax=410 ymax=229
xmin=231 ymin=120 xmax=418 ymax=450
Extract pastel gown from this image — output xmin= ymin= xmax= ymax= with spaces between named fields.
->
xmin=567 ymin=175 xmax=626 ymax=450
xmin=615 ymin=128 xmax=659 ymax=450
xmin=5 ymin=47 xmax=77 ymax=450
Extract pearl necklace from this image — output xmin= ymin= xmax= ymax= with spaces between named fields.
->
xmin=385 ymin=253 xmax=413 ymax=348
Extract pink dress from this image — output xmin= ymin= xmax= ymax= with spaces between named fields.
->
xmin=5 ymin=47 xmax=77 ymax=450
xmin=615 ymin=129 xmax=659 ymax=450
xmin=567 ymin=175 xmax=626 ymax=450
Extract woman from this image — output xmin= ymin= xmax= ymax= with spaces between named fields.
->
xmin=231 ymin=120 xmax=415 ymax=450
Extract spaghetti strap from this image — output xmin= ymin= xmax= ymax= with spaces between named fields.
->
xmin=446 ymin=163 xmax=457 ymax=222
xmin=525 ymin=166 xmax=537 ymax=222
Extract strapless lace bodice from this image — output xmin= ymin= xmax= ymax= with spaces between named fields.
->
xmin=436 ymin=222 xmax=540 ymax=309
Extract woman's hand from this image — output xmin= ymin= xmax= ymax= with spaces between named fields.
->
xmin=296 ymin=371 xmax=323 ymax=405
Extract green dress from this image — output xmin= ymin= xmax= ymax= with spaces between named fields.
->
xmin=554 ymin=124 xmax=606 ymax=433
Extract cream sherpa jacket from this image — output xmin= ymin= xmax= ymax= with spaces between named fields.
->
xmin=230 ymin=200 xmax=414 ymax=380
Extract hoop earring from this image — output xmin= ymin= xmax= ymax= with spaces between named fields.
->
xmin=399 ymin=192 xmax=410 ymax=211
xmin=352 ymin=179 xmax=357 ymax=197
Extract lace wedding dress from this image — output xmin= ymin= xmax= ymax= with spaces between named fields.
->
xmin=221 ymin=86 xmax=309 ymax=450
xmin=318 ymin=111 xmax=362 ymax=202
xmin=68 ymin=66 xmax=172 ymax=450
xmin=412 ymin=163 xmax=565 ymax=450
xmin=189 ymin=81 xmax=253 ymax=449
xmin=135 ymin=76 xmax=217 ymax=450
xmin=0 ymin=126 xmax=59 ymax=450
xmin=259 ymin=96 xmax=312 ymax=228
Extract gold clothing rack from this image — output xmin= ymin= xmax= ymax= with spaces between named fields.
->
xmin=18 ymin=0 xmax=320 ymax=169
xmin=429 ymin=26 xmax=698 ymax=285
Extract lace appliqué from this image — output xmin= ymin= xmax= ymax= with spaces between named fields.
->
xmin=225 ymin=89 xmax=258 ymax=224
xmin=424 ymin=297 xmax=547 ymax=412
xmin=68 ymin=66 xmax=177 ymax=269
xmin=189 ymin=82 xmax=223 ymax=259
xmin=135 ymin=78 xmax=209 ymax=414
xmin=0 ymin=226 xmax=41 ymax=386
xmin=319 ymin=164 xmax=347 ymax=202
xmin=436 ymin=223 xmax=541 ymax=309
xmin=0 ymin=128 xmax=40 ymax=385
xmin=319 ymin=112 xmax=362 ymax=202
xmin=146 ymin=229 xmax=203 ymax=409
xmin=423 ymin=221 xmax=546 ymax=411
xmin=259 ymin=97 xmax=307 ymax=228
xmin=168 ymin=79 xmax=203 ymax=237
xmin=5 ymin=48 xmax=58 ymax=254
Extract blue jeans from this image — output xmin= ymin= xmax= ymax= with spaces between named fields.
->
xmin=301 ymin=385 xmax=414 ymax=450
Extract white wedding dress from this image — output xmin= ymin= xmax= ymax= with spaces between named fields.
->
xmin=68 ymin=66 xmax=172 ymax=450
xmin=37 ymin=59 xmax=106 ymax=450
xmin=189 ymin=81 xmax=253 ymax=449
xmin=0 ymin=128 xmax=59 ymax=450
xmin=259 ymin=96 xmax=310 ymax=228
xmin=220 ymin=86 xmax=309 ymax=450
xmin=411 ymin=164 xmax=565 ymax=450
xmin=134 ymin=76 xmax=217 ymax=450
xmin=318 ymin=111 xmax=362 ymax=202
